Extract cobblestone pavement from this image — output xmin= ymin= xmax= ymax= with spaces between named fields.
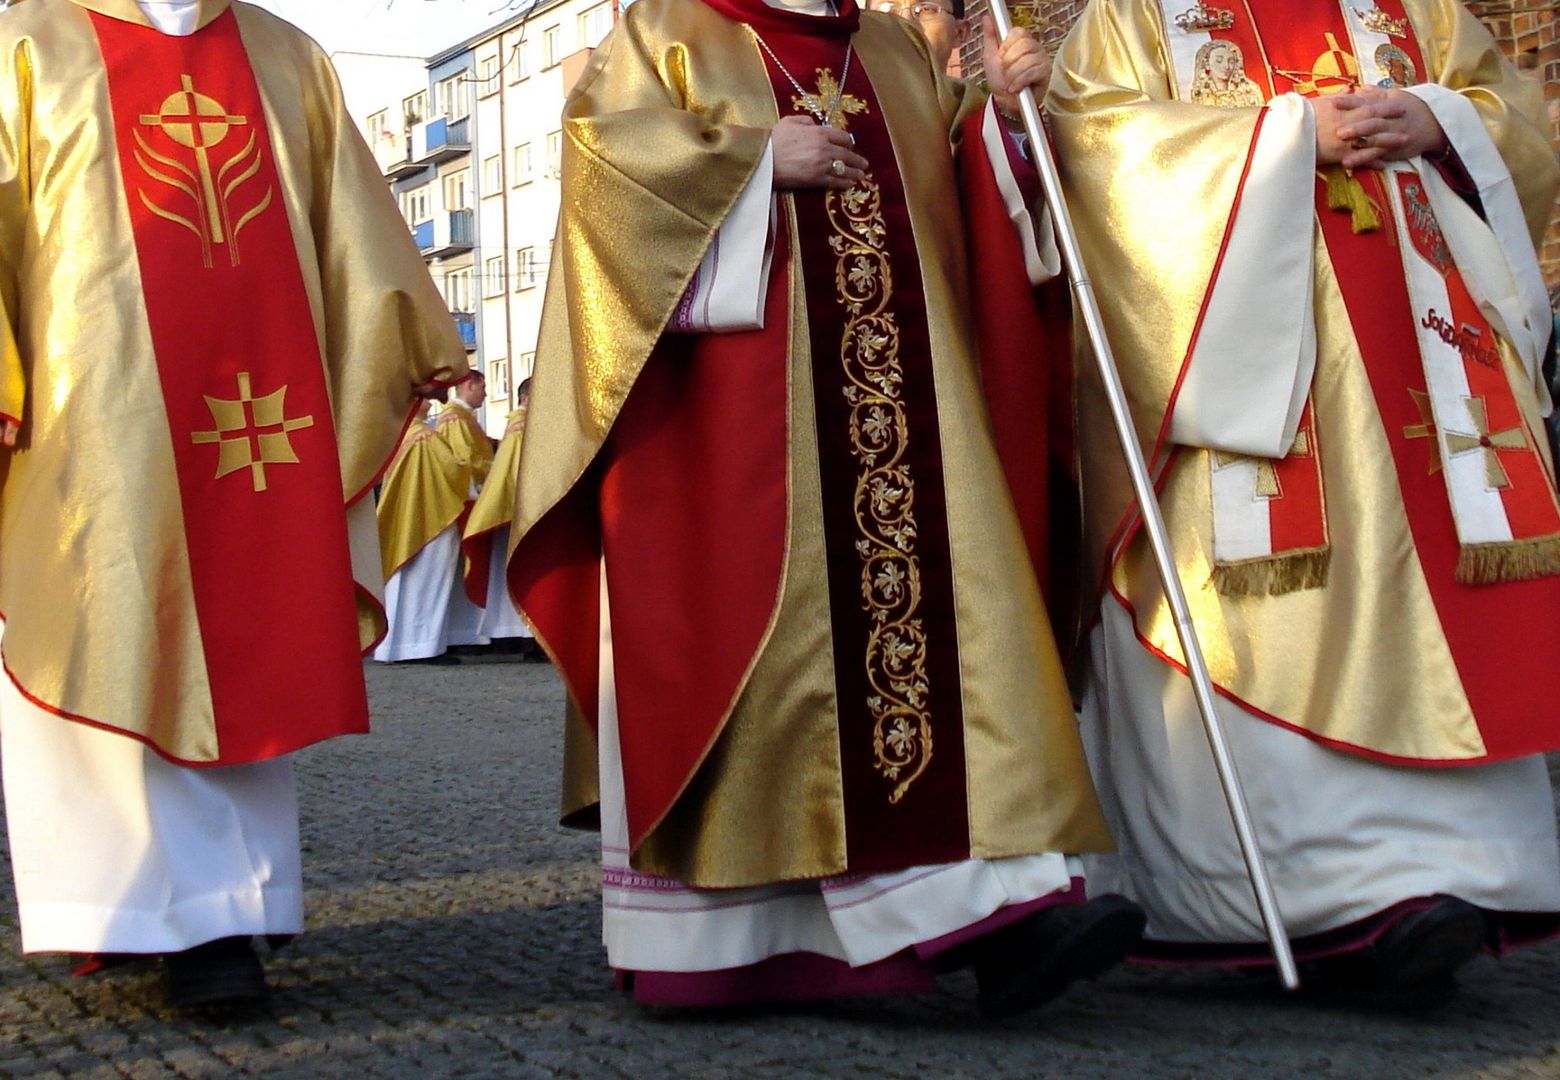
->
xmin=2 ymin=659 xmax=1559 ymax=1079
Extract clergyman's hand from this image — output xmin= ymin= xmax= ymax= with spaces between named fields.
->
xmin=1316 ymin=87 xmax=1446 ymax=169
xmin=981 ymin=16 xmax=1051 ymax=119
xmin=0 ymin=417 xmax=17 ymax=448
xmin=771 ymin=115 xmax=868 ymax=190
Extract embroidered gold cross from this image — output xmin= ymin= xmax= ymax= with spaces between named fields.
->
xmin=1214 ymin=428 xmax=1312 ymax=499
xmin=140 ymin=75 xmax=248 ymax=245
xmin=190 ymin=372 xmax=315 ymax=493
xmin=1444 ymin=395 xmax=1527 ymax=490
xmin=795 ymin=69 xmax=868 ymax=131
xmin=1403 ymin=388 xmax=1443 ymax=474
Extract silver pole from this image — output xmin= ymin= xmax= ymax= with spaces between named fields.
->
xmin=985 ymin=0 xmax=1299 ymax=991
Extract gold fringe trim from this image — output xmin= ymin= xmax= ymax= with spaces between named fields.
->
xmin=1321 ymin=166 xmax=1381 ymax=234
xmin=1212 ymin=547 xmax=1331 ymax=598
xmin=1455 ymin=534 xmax=1560 ymax=585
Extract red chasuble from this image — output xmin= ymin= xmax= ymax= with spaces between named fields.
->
xmin=82 ymin=11 xmax=370 ymax=763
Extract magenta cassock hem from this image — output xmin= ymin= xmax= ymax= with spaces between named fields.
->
xmin=617 ymin=877 xmax=1088 ymax=1007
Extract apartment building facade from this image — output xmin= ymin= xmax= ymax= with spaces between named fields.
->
xmin=343 ymin=0 xmax=617 ymax=437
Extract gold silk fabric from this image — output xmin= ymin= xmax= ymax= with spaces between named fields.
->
xmin=1048 ymin=0 xmax=1558 ymax=761
xmin=376 ymin=423 xmax=468 ymax=580
xmin=520 ymin=0 xmax=1109 ymax=885
xmin=465 ymin=405 xmax=527 ymax=544
xmin=0 ymin=0 xmax=466 ymax=760
xmin=435 ymin=402 xmax=495 ymax=491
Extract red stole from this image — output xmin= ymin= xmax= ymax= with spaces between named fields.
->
xmin=90 ymin=11 xmax=369 ymax=763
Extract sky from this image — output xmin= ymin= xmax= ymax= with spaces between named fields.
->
xmin=249 ymin=0 xmax=528 ymax=57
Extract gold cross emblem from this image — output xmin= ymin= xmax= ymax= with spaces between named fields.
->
xmin=190 ymin=372 xmax=315 ymax=493
xmin=135 ymin=75 xmax=272 ymax=268
xmin=795 ymin=69 xmax=869 ymax=130
xmin=1214 ymin=428 xmax=1312 ymax=499
xmin=1444 ymin=395 xmax=1527 ymax=490
xmin=141 ymin=75 xmax=248 ymax=246
xmin=1403 ymin=387 xmax=1443 ymax=474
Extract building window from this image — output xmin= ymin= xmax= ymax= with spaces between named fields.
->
xmin=545 ymin=130 xmax=562 ymax=178
xmin=443 ymin=168 xmax=470 ymax=212
xmin=402 ymin=184 xmax=431 ymax=224
xmin=484 ymin=255 xmax=506 ymax=297
xmin=515 ymin=247 xmax=540 ymax=290
xmin=482 ymin=155 xmax=502 ymax=196
xmin=488 ymin=357 xmax=511 ymax=401
xmin=403 ymin=90 xmax=428 ymax=127
xmin=478 ymin=56 xmax=501 ymax=97
xmin=509 ymin=38 xmax=529 ymax=82
xmin=366 ymin=109 xmax=390 ymax=154
xmin=512 ymin=142 xmax=533 ymax=186
xmin=542 ymin=25 xmax=562 ymax=68
xmin=436 ymin=73 xmax=468 ymax=121
xmin=579 ymin=2 xmax=613 ymax=48
xmin=444 ymin=267 xmax=473 ymax=313
xmin=519 ymin=350 xmax=537 ymax=381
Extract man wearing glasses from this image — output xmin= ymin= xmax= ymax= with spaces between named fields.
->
xmin=871 ymin=0 xmax=964 ymax=73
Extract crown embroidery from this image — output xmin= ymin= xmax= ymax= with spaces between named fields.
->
xmin=1174 ymin=2 xmax=1235 ymax=31
xmin=1355 ymin=6 xmax=1408 ymax=36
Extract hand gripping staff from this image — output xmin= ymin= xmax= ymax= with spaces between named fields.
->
xmin=986 ymin=0 xmax=1300 ymax=990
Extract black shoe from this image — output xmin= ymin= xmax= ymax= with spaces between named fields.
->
xmin=1307 ymin=896 xmax=1487 ymax=1009
xmin=973 ymin=894 xmax=1145 ymax=1018
xmin=164 ymin=936 xmax=268 ymax=1011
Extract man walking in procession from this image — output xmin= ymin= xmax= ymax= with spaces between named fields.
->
xmin=509 ymin=0 xmax=1142 ymax=1015
xmin=1049 ymin=0 xmax=1560 ymax=1005
xmin=0 ymin=0 xmax=464 ymax=1008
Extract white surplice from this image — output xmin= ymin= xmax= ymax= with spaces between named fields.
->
xmin=0 ymin=623 xmax=303 ymax=953
xmin=1080 ymin=602 xmax=1560 ymax=944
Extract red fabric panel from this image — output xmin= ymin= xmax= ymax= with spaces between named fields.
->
xmin=597 ymin=240 xmax=792 ymax=848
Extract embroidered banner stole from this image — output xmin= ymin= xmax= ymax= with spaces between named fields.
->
xmin=90 ymin=11 xmax=369 ymax=763
xmin=749 ymin=23 xmax=974 ymax=871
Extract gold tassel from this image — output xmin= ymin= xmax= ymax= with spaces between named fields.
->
xmin=1212 ymin=548 xmax=1331 ymax=597
xmin=1455 ymin=534 xmax=1560 ymax=585
xmin=1320 ymin=166 xmax=1381 ymax=234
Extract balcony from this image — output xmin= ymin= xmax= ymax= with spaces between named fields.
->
xmin=410 ymin=115 xmax=470 ymax=166
xmin=414 ymin=210 xmax=474 ymax=258
xmin=452 ymin=311 xmax=477 ymax=351
xmin=374 ymin=133 xmax=426 ymax=181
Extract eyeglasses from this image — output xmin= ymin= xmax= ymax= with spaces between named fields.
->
xmin=873 ymin=1 xmax=956 ymax=22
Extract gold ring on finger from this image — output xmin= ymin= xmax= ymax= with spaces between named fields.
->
xmin=829 ymin=159 xmax=846 ymax=177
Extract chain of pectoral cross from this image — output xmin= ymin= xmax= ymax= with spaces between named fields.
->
xmin=747 ymin=25 xmax=855 ymax=128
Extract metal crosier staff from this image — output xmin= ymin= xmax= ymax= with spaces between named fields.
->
xmin=985 ymin=0 xmax=1300 ymax=990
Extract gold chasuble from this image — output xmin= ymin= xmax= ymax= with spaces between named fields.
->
xmin=462 ymin=404 xmax=527 ymax=606
xmin=376 ymin=421 xmax=468 ymax=582
xmin=1050 ymin=0 xmax=1560 ymax=764
xmin=511 ymin=0 xmax=1108 ymax=886
xmin=0 ymin=0 xmax=466 ymax=764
